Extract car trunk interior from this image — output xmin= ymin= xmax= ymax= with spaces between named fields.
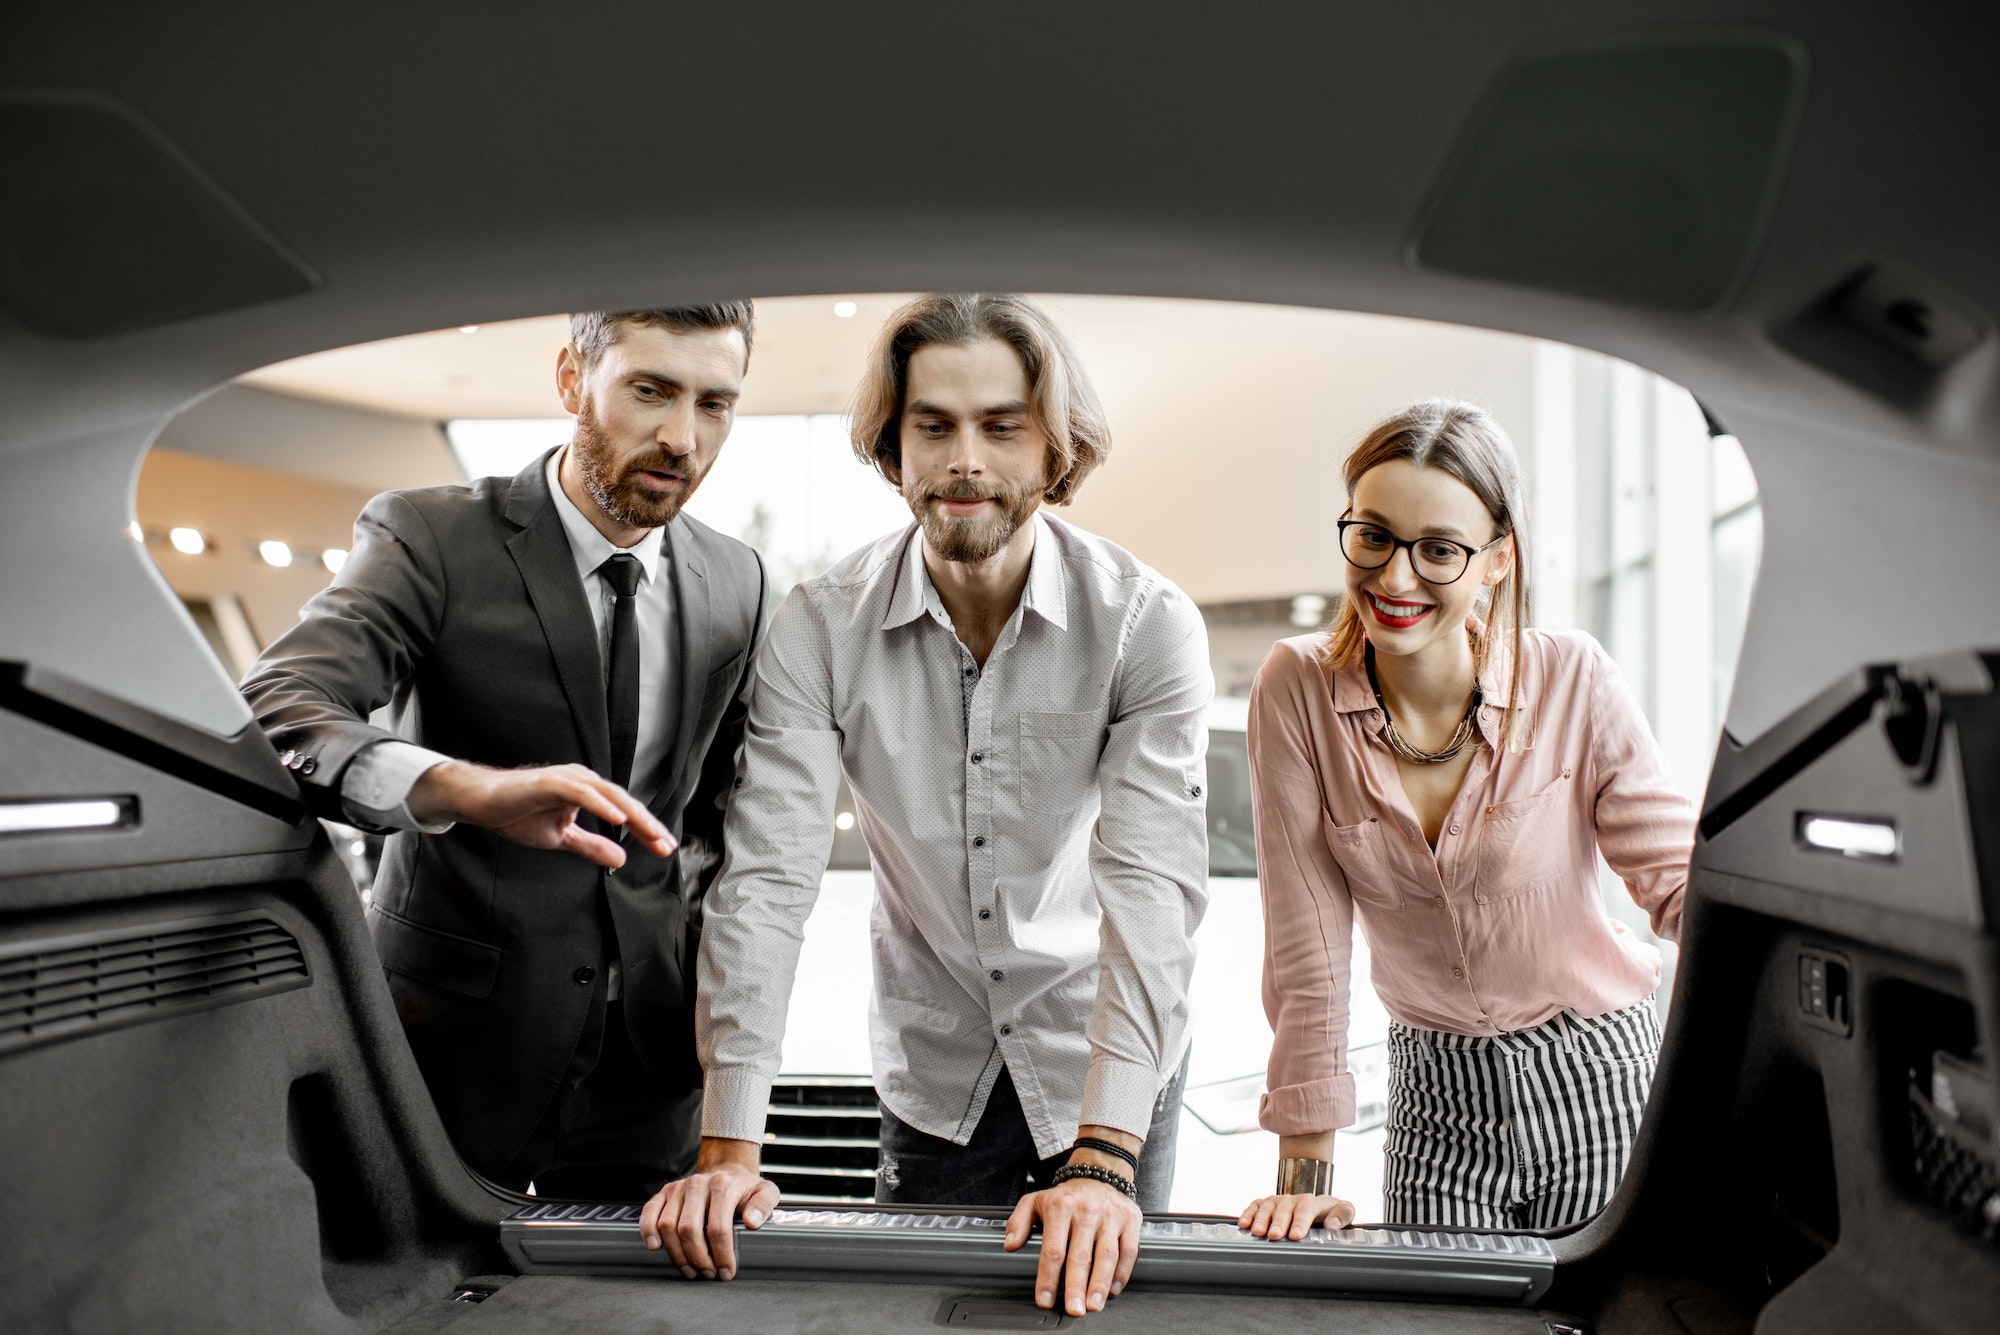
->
xmin=4 ymin=5 xmax=1999 ymax=1333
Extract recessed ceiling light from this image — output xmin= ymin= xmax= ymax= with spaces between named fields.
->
xmin=258 ymin=540 xmax=293 ymax=568
xmin=833 ymin=301 xmax=857 ymax=319
xmin=168 ymin=527 xmax=206 ymax=556
xmin=835 ymin=811 xmax=856 ymax=830
xmin=459 ymin=325 xmax=480 ymax=334
xmin=321 ymin=547 xmax=349 ymax=574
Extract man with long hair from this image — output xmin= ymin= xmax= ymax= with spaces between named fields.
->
xmin=639 ymin=294 xmax=1211 ymax=1320
xmin=243 ymin=304 xmax=765 ymax=1199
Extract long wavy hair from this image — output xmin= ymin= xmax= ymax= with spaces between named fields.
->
xmin=1322 ymin=399 xmax=1532 ymax=752
xmin=848 ymin=293 xmax=1111 ymax=505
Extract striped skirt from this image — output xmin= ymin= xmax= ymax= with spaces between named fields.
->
xmin=1381 ymin=999 xmax=1661 ymax=1230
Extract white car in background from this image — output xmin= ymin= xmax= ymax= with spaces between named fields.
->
xmin=770 ymin=698 xmax=1393 ymax=1220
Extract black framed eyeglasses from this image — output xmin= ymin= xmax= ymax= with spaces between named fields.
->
xmin=1336 ymin=514 xmax=1507 ymax=585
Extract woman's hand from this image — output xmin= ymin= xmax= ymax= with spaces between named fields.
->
xmin=1238 ymin=1191 xmax=1356 ymax=1241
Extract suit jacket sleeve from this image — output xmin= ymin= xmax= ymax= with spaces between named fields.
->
xmin=676 ymin=547 xmax=767 ymax=914
xmin=240 ymin=490 xmax=448 ymax=824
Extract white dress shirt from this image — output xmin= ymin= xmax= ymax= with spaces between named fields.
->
xmin=340 ymin=447 xmax=679 ymax=826
xmin=697 ymin=513 xmax=1212 ymax=1158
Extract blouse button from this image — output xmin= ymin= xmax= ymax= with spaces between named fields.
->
xmin=1562 ymin=769 xmax=1572 ymax=779
xmin=1451 ymin=967 xmax=1465 ymax=979
xmin=1448 ymin=823 xmax=1461 ymax=835
xmin=1434 ymin=896 xmax=1446 ymax=908
xmin=1484 ymin=805 xmax=1494 ymax=814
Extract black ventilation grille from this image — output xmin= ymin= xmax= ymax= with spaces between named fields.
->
xmin=0 ymin=912 xmax=309 ymax=1057
xmin=764 ymin=1077 xmax=880 ymax=1203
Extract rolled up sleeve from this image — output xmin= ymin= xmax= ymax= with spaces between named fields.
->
xmin=1248 ymin=650 xmax=1358 ymax=1136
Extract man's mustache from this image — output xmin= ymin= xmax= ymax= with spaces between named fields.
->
xmin=620 ymin=451 xmax=697 ymax=478
xmin=914 ymin=479 xmax=1005 ymax=506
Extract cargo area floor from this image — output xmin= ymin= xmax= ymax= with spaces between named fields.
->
xmin=388 ymin=1274 xmax=1566 ymax=1334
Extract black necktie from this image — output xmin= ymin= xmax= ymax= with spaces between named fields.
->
xmin=599 ymin=553 xmax=644 ymax=791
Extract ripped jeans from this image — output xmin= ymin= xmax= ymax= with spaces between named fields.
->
xmin=875 ymin=1055 xmax=1190 ymax=1212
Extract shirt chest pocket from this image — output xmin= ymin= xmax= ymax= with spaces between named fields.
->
xmin=1324 ymin=815 xmax=1406 ymax=912
xmin=1472 ymin=772 xmax=1574 ymax=905
xmin=1017 ymin=710 xmax=1103 ymax=815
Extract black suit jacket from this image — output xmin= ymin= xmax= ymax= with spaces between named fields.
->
xmin=241 ymin=449 xmax=763 ymax=1175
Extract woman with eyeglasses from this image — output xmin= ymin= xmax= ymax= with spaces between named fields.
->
xmin=1237 ymin=399 xmax=1694 ymax=1237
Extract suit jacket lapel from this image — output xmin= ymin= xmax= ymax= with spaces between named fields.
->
xmin=657 ymin=519 xmax=712 ymax=811
xmin=503 ymin=451 xmax=611 ymax=778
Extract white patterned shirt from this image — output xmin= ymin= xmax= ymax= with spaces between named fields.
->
xmin=697 ymin=513 xmax=1212 ymax=1158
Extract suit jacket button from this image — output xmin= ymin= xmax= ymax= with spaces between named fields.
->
xmin=279 ymin=749 xmax=296 ymax=765
xmin=300 ymin=757 xmax=317 ymax=775
xmin=573 ymin=966 xmax=596 ymax=985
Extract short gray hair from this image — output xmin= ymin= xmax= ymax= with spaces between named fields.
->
xmin=568 ymin=302 xmax=755 ymax=371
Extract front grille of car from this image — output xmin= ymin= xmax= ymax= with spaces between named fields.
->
xmin=764 ymin=1077 xmax=879 ymax=1204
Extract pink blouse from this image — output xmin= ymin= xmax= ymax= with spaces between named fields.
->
xmin=1249 ymin=628 xmax=1694 ymax=1137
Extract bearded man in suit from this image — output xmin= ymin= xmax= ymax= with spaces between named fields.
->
xmin=243 ymin=303 xmax=765 ymax=1199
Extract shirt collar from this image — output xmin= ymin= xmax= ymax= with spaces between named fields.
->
xmin=546 ymin=447 xmax=666 ymax=585
xmin=1021 ymin=513 xmax=1068 ymax=630
xmin=879 ymin=511 xmax=1067 ymax=632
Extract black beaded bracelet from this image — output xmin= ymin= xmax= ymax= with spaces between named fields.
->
xmin=1071 ymin=1136 xmax=1139 ymax=1172
xmin=1050 ymin=1162 xmax=1137 ymax=1199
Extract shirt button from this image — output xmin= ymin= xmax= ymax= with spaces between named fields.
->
xmin=990 ymin=969 xmax=1005 ymax=982
xmin=1190 ymin=785 xmax=1203 ymax=798
xmin=1451 ymin=967 xmax=1465 ymax=979
xmin=573 ymin=966 xmax=596 ymax=985
xmin=970 ymin=752 xmax=984 ymax=764
xmin=973 ymin=836 xmax=987 ymax=848
xmin=1434 ymin=896 xmax=1446 ymax=907
xmin=1449 ymin=823 xmax=1460 ymax=835
xmin=978 ymin=909 xmax=992 ymax=920
xmin=1000 ymin=1024 xmax=1013 ymax=1036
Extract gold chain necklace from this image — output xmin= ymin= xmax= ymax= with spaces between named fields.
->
xmin=1364 ymin=643 xmax=1483 ymax=765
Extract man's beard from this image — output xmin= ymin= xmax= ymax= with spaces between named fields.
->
xmin=570 ymin=403 xmax=709 ymax=529
xmin=910 ymin=475 xmax=1044 ymax=564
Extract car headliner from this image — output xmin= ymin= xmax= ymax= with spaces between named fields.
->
xmin=1 ymin=2 xmax=1997 ymax=749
